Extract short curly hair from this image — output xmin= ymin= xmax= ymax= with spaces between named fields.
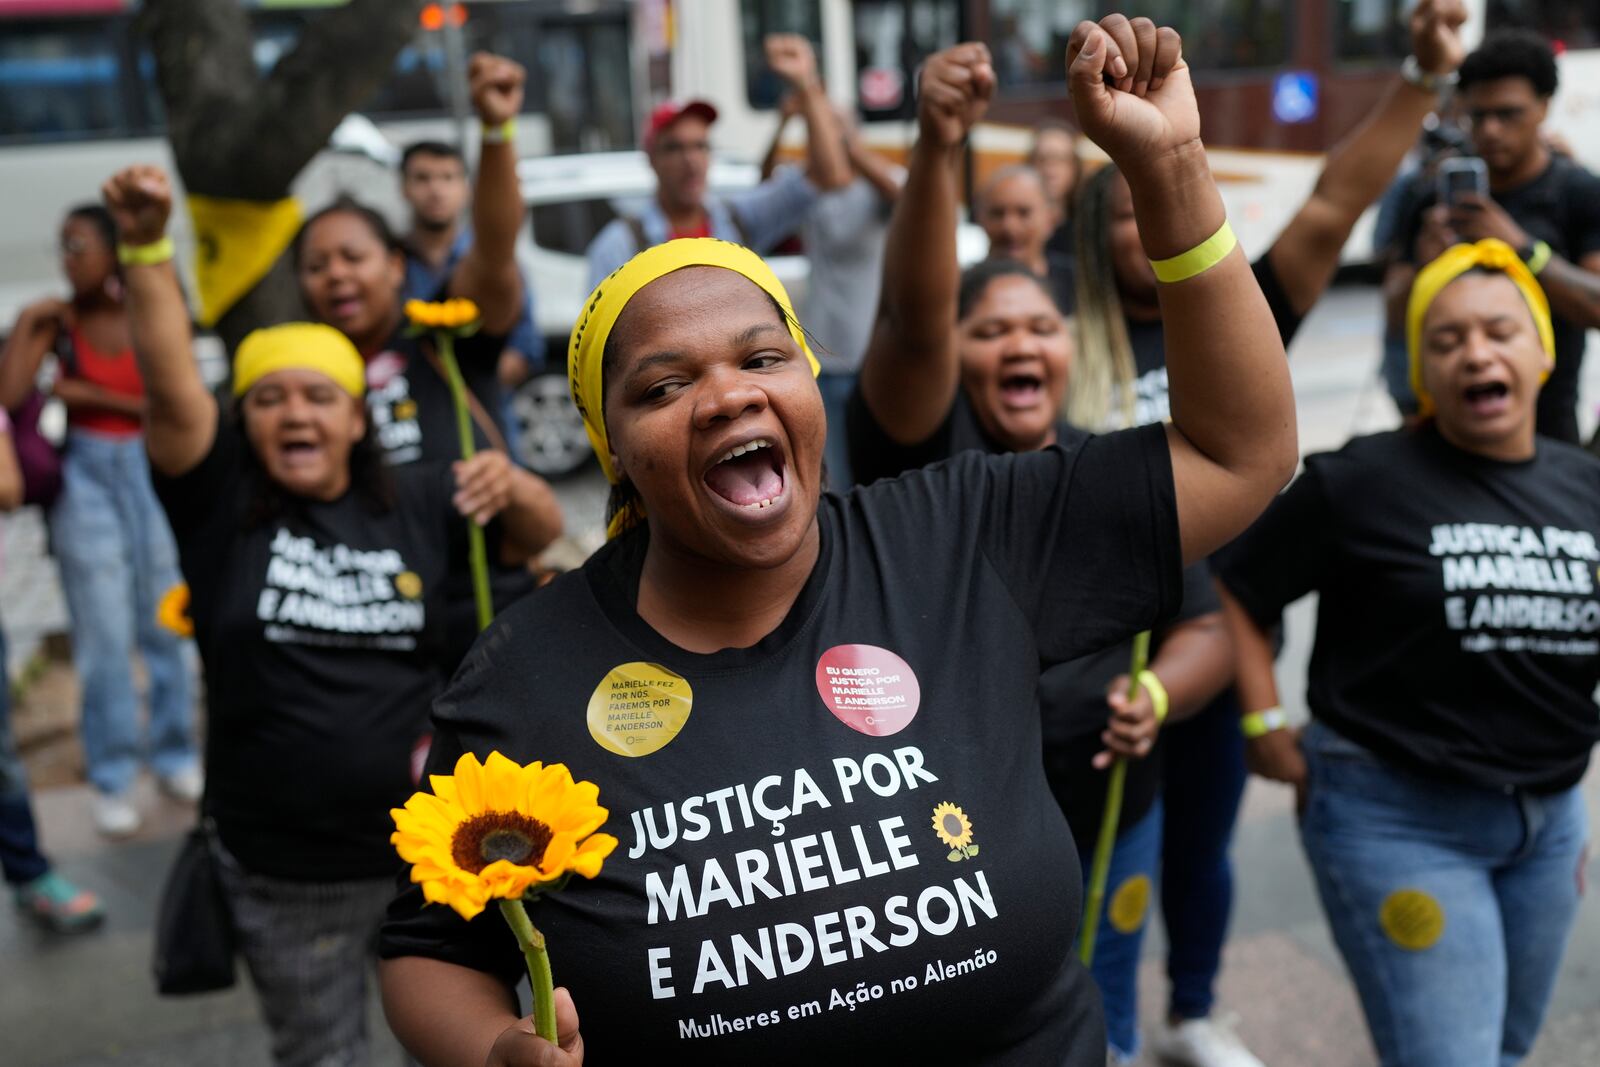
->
xmin=1458 ymin=29 xmax=1559 ymax=98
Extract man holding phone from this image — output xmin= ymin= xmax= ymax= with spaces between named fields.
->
xmin=1395 ymin=28 xmax=1600 ymax=444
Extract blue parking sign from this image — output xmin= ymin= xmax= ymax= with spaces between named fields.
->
xmin=1273 ymin=71 xmax=1318 ymax=124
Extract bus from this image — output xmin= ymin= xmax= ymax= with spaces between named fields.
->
xmin=8 ymin=0 xmax=1600 ymax=331
xmin=0 ymin=0 xmax=644 ymax=325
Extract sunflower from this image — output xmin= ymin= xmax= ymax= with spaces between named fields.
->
xmin=932 ymin=801 xmax=974 ymax=850
xmin=404 ymin=297 xmax=481 ymax=330
xmin=157 ymin=582 xmax=193 ymax=638
xmin=391 ymin=751 xmax=618 ymax=920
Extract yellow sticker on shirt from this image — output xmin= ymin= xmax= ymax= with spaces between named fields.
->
xmin=587 ymin=663 xmax=693 ymax=757
xmin=1379 ymin=888 xmax=1445 ymax=951
xmin=1108 ymin=873 xmax=1152 ymax=934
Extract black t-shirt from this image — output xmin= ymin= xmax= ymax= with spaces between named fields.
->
xmin=1398 ymin=156 xmax=1600 ymax=444
xmin=153 ymin=419 xmax=462 ymax=880
xmin=847 ymin=389 xmax=1217 ymax=843
xmin=1113 ymin=254 xmax=1303 ymax=428
xmin=846 ymin=386 xmax=1063 ymax=490
xmin=365 ymin=324 xmax=534 ymax=667
xmin=1216 ymin=425 xmax=1600 ymax=793
xmin=364 ymin=326 xmax=504 ymax=468
xmin=381 ymin=427 xmax=1182 ymax=1064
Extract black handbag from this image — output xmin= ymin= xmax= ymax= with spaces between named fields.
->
xmin=152 ymin=815 xmax=238 ymax=995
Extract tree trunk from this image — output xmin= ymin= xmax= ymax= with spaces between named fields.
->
xmin=140 ymin=0 xmax=426 ymax=347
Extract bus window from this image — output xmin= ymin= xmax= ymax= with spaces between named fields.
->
xmin=984 ymin=0 xmax=1291 ymax=89
xmin=533 ymin=17 xmax=634 ymax=152
xmin=1334 ymin=0 xmax=1409 ymax=62
xmin=1488 ymin=1 xmax=1600 ymax=46
xmin=853 ymin=0 xmax=962 ymax=120
xmin=739 ymin=0 xmax=824 ymax=109
xmin=0 ymin=21 xmax=130 ymax=141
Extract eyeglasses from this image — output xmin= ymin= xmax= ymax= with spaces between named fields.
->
xmin=1468 ymin=105 xmax=1530 ymax=127
xmin=59 ymin=235 xmax=92 ymax=256
xmin=655 ymin=139 xmax=711 ymax=158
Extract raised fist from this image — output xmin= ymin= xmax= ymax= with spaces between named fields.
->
xmin=1411 ymin=0 xmax=1468 ymax=77
xmin=917 ymin=43 xmax=995 ymax=150
xmin=101 ymin=164 xmax=173 ymax=247
xmin=469 ymin=52 xmax=526 ymax=128
xmin=1066 ymin=16 xmax=1196 ymax=173
xmin=765 ymin=33 xmax=820 ymax=91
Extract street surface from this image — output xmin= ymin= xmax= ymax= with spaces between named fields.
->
xmin=2 ymin=286 xmax=1598 ymax=1065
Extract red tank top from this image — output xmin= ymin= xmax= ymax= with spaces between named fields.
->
xmin=66 ymin=326 xmax=145 ymax=437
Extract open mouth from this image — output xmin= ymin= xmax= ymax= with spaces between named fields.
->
xmin=1462 ymin=380 xmax=1510 ymax=415
xmin=999 ymin=370 xmax=1045 ymax=409
xmin=327 ymin=293 xmax=363 ymax=322
xmin=703 ymin=437 xmax=787 ymax=511
xmin=278 ymin=440 xmax=322 ymax=467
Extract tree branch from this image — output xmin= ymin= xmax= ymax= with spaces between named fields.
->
xmin=247 ymin=0 xmax=427 ymax=194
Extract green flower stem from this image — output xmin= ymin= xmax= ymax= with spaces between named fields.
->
xmin=435 ymin=331 xmax=493 ymax=632
xmin=499 ymin=898 xmax=558 ymax=1043
xmin=1078 ymin=629 xmax=1150 ymax=967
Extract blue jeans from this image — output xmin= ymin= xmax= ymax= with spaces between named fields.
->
xmin=1078 ymin=799 xmax=1164 ymax=1060
xmin=50 ymin=430 xmax=195 ymax=796
xmin=1299 ymin=721 xmax=1587 ymax=1067
xmin=0 ymin=624 xmax=50 ymax=885
xmin=817 ymin=371 xmax=856 ymax=489
xmin=1159 ymin=688 xmax=1249 ymax=1019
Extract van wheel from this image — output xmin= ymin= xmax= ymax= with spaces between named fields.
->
xmin=511 ymin=370 xmax=593 ymax=480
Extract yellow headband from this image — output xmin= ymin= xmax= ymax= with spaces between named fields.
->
xmin=1406 ymin=239 xmax=1554 ymax=416
xmin=233 ymin=322 xmax=366 ymax=400
xmin=567 ymin=238 xmax=820 ymax=535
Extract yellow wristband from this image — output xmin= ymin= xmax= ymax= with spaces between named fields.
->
xmin=1135 ymin=669 xmax=1170 ymax=725
xmin=1149 ymin=220 xmax=1237 ymax=284
xmin=1525 ymin=240 xmax=1552 ymax=276
xmin=117 ymin=236 xmax=175 ymax=267
xmin=481 ymin=119 xmax=516 ymax=145
xmin=1240 ymin=707 xmax=1288 ymax=739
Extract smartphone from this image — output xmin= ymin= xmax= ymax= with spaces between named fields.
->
xmin=1437 ymin=157 xmax=1488 ymax=206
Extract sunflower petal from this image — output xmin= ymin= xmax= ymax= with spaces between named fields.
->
xmin=568 ymin=833 xmax=619 ymax=878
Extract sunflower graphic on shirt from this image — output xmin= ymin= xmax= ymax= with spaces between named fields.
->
xmin=932 ymin=801 xmax=978 ymax=861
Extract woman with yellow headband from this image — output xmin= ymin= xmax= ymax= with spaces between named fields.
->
xmin=102 ymin=165 xmax=561 ymax=1067
xmin=1216 ymin=238 xmax=1599 ymax=1067
xmin=378 ymin=18 xmax=1296 ymax=1066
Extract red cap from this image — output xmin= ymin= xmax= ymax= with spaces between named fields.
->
xmin=643 ymin=99 xmax=718 ymax=151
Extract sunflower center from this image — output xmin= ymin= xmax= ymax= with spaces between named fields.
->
xmin=450 ymin=812 xmax=553 ymax=874
xmin=942 ymin=814 xmax=964 ymax=837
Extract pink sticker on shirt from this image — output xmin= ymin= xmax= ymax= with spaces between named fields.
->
xmin=815 ymin=644 xmax=921 ymax=736
xmin=366 ymin=351 xmax=406 ymax=389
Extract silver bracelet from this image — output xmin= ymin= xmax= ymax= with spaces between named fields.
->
xmin=1401 ymin=55 xmax=1458 ymax=93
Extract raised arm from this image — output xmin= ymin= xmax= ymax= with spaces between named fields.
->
xmin=845 ymin=121 xmax=905 ymax=204
xmin=857 ymin=44 xmax=993 ymax=445
xmin=1068 ymin=17 xmax=1296 ymax=564
xmin=766 ymin=34 xmax=851 ymax=192
xmin=447 ymin=53 xmax=527 ymax=337
xmin=1266 ymin=0 xmax=1467 ymax=317
xmin=101 ymin=166 xmax=216 ymax=477
xmin=759 ymin=95 xmax=798 ymax=182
